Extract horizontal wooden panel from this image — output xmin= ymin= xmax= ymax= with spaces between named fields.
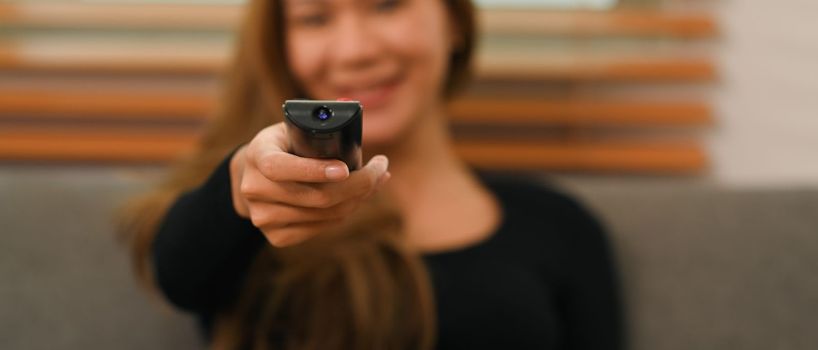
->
xmin=0 ymin=87 xmax=213 ymax=120
xmin=0 ymin=3 xmax=241 ymax=30
xmin=476 ymin=55 xmax=715 ymax=82
xmin=0 ymin=126 xmax=706 ymax=173
xmin=0 ymin=40 xmax=715 ymax=82
xmin=0 ymin=86 xmax=712 ymax=127
xmin=0 ymin=3 xmax=716 ymax=38
xmin=483 ymin=10 xmax=717 ymax=38
xmin=0 ymin=40 xmax=225 ymax=76
xmin=449 ymin=97 xmax=712 ymax=127
xmin=0 ymin=126 xmax=199 ymax=163
xmin=455 ymin=140 xmax=706 ymax=173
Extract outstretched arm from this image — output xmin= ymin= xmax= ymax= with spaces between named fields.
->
xmin=152 ymin=153 xmax=265 ymax=313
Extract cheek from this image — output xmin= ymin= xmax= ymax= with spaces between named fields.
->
xmin=367 ymin=55 xmax=449 ymax=143
xmin=286 ymin=32 xmax=327 ymax=96
xmin=360 ymin=4 xmax=454 ymax=144
xmin=394 ymin=7 xmax=451 ymax=91
xmin=391 ymin=8 xmax=453 ymax=114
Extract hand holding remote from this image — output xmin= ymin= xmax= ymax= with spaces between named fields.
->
xmin=229 ymin=123 xmax=390 ymax=247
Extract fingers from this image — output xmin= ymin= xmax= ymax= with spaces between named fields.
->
xmin=318 ymin=155 xmax=390 ymax=203
xmin=238 ymin=124 xmax=392 ymax=248
xmin=240 ymin=171 xmax=348 ymax=208
xmin=241 ymin=155 xmax=390 ymax=208
xmin=255 ymin=151 xmax=350 ymax=183
xmin=248 ymin=123 xmax=350 ymax=183
xmin=262 ymin=220 xmax=343 ymax=247
xmin=246 ymin=201 xmax=358 ymax=229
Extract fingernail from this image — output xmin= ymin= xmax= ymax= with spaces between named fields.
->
xmin=325 ymin=165 xmax=348 ymax=180
xmin=374 ymin=155 xmax=389 ymax=172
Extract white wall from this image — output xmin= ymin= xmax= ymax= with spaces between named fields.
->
xmin=710 ymin=0 xmax=818 ymax=187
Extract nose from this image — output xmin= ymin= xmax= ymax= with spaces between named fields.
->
xmin=329 ymin=12 xmax=383 ymax=70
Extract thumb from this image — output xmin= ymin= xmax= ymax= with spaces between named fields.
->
xmin=364 ymin=155 xmax=389 ymax=179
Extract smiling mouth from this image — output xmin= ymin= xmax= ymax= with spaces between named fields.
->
xmin=337 ymin=74 xmax=403 ymax=110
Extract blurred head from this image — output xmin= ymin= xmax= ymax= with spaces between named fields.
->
xmin=284 ymin=0 xmax=472 ymax=145
xmin=243 ymin=0 xmax=475 ymax=146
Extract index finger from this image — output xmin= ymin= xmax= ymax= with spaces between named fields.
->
xmin=251 ymin=123 xmax=350 ymax=183
xmin=256 ymin=151 xmax=350 ymax=183
xmin=315 ymin=155 xmax=389 ymax=203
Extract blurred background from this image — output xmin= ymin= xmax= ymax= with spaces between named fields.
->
xmin=1 ymin=0 xmax=816 ymax=349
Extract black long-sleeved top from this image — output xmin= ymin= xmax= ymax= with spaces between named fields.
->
xmin=153 ymin=156 xmax=623 ymax=350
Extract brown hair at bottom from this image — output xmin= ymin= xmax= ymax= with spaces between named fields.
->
xmin=211 ymin=196 xmax=436 ymax=350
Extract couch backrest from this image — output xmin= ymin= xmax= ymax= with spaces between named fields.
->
xmin=0 ymin=167 xmax=202 ymax=350
xmin=561 ymin=178 xmax=818 ymax=350
xmin=2 ymin=168 xmax=817 ymax=349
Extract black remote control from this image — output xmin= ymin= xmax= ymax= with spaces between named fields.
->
xmin=283 ymin=100 xmax=363 ymax=171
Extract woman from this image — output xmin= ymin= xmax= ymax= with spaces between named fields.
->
xmin=121 ymin=0 xmax=623 ymax=349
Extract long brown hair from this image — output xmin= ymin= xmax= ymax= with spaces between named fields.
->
xmin=119 ymin=0 xmax=476 ymax=348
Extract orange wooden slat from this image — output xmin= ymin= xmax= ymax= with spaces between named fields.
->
xmin=0 ymin=87 xmax=214 ymax=120
xmin=0 ymin=126 xmax=706 ymax=173
xmin=0 ymin=3 xmax=716 ymax=38
xmin=0 ymin=40 xmax=224 ymax=75
xmin=455 ymin=140 xmax=707 ymax=173
xmin=0 ymin=3 xmax=242 ymax=30
xmin=0 ymin=40 xmax=716 ymax=82
xmin=476 ymin=55 xmax=716 ymax=82
xmin=0 ymin=86 xmax=712 ymax=127
xmin=448 ymin=97 xmax=712 ymax=127
xmin=0 ymin=126 xmax=199 ymax=163
xmin=481 ymin=10 xmax=717 ymax=38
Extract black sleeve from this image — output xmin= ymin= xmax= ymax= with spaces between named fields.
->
xmin=551 ymin=192 xmax=625 ymax=350
xmin=152 ymin=153 xmax=266 ymax=313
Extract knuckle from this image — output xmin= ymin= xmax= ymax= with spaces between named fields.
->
xmin=251 ymin=207 xmax=287 ymax=228
xmin=338 ymin=201 xmax=359 ymax=217
xmin=266 ymin=232 xmax=291 ymax=248
xmin=360 ymin=175 xmax=377 ymax=194
xmin=364 ymin=170 xmax=381 ymax=189
xmin=256 ymin=156 xmax=274 ymax=175
xmin=348 ymin=178 xmax=375 ymax=200
xmin=300 ymin=160 xmax=321 ymax=180
xmin=247 ymin=204 xmax=269 ymax=227
xmin=325 ymin=208 xmax=345 ymax=221
xmin=239 ymin=181 xmax=256 ymax=197
xmin=264 ymin=207 xmax=285 ymax=225
xmin=256 ymin=152 xmax=280 ymax=178
xmin=309 ymin=190 xmax=335 ymax=208
xmin=249 ymin=211 xmax=266 ymax=228
xmin=288 ymin=183 xmax=312 ymax=199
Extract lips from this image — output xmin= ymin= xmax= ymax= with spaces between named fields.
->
xmin=336 ymin=74 xmax=403 ymax=110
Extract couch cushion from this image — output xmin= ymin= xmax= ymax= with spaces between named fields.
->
xmin=0 ymin=166 xmax=201 ymax=350
xmin=558 ymin=177 xmax=818 ymax=350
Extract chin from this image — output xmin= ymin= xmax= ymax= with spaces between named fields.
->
xmin=361 ymin=109 xmax=413 ymax=149
xmin=362 ymin=121 xmax=402 ymax=148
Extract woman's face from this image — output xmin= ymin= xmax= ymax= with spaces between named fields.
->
xmin=284 ymin=0 xmax=455 ymax=146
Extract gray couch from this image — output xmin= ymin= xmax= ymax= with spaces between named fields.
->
xmin=2 ymin=167 xmax=816 ymax=350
